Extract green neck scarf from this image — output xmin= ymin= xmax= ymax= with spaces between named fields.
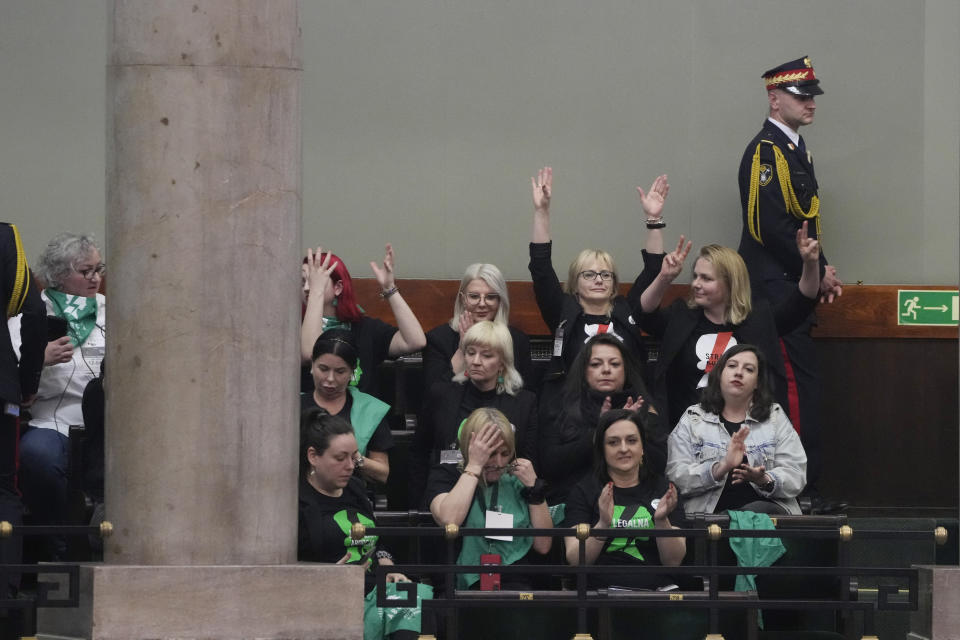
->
xmin=456 ymin=473 xmax=532 ymax=590
xmin=45 ymin=288 xmax=98 ymax=347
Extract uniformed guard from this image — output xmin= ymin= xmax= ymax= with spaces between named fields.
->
xmin=736 ymin=56 xmax=844 ymax=514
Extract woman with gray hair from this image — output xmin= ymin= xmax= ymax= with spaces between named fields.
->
xmin=8 ymin=232 xmax=105 ymax=559
xmin=422 ymin=262 xmax=532 ymax=391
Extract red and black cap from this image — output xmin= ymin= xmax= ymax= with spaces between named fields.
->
xmin=762 ymin=56 xmax=823 ymax=96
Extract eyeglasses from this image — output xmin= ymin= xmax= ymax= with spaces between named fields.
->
xmin=579 ymin=270 xmax=614 ymax=282
xmin=74 ymin=263 xmax=106 ymax=281
xmin=462 ymin=292 xmax=500 ymax=305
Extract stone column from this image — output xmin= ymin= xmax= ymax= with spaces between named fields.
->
xmin=39 ymin=2 xmax=363 ymax=637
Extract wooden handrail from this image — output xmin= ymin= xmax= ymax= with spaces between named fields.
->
xmin=352 ymin=279 xmax=958 ymax=340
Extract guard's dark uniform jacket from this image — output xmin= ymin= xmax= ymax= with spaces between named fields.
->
xmin=737 ymin=120 xmax=826 ymax=487
xmin=737 ymin=119 xmax=827 ymax=291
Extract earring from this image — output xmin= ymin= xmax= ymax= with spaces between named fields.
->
xmin=497 ymin=372 xmax=504 ymax=385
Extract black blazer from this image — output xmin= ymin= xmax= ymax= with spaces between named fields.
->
xmin=423 ymin=323 xmax=533 ymax=392
xmin=528 ymin=242 xmax=663 ymax=383
xmin=641 ymin=291 xmax=816 ymax=428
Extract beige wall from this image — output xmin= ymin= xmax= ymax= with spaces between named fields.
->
xmin=2 ymin=0 xmax=958 ymax=284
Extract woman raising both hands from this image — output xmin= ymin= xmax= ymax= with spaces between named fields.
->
xmin=637 ymin=222 xmax=821 ymax=428
xmin=300 ymin=243 xmax=426 ymax=396
xmin=528 ymin=167 xmax=669 ymax=397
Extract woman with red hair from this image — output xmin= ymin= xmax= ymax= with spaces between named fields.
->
xmin=301 ymin=243 xmax=426 ymax=396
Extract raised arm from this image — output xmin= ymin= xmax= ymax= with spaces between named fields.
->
xmin=510 ymin=459 xmax=552 ymax=554
xmin=370 ymin=243 xmax=427 ymax=357
xmin=528 ymin=167 xmax=566 ymax=332
xmin=653 ymin=483 xmax=686 ymax=566
xmin=530 ymin=166 xmax=552 ymax=244
xmin=564 ymin=481 xmax=615 ymax=566
xmin=639 ymin=235 xmax=692 ymax=313
xmin=795 ymin=221 xmax=822 ymax=300
xmin=637 ymin=174 xmax=669 ymax=254
xmin=300 ymin=247 xmax=337 ymax=362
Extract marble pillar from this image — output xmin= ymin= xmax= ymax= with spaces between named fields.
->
xmin=39 ymin=2 xmax=364 ymax=637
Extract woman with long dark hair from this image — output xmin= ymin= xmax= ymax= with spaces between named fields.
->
xmin=298 ymin=408 xmax=431 ymax=639
xmin=562 ymin=409 xmax=684 ymax=590
xmin=538 ymin=334 xmax=664 ymax=504
xmin=666 ymin=344 xmax=807 ymax=515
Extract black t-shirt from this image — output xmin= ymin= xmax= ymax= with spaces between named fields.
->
xmin=667 ymin=313 xmax=740 ymax=426
xmin=565 ymin=313 xmax=633 ymax=370
xmin=422 ymin=462 xmax=464 ymax=509
xmin=300 ymin=316 xmax=399 ymax=397
xmin=563 ymin=474 xmax=674 ymax=590
xmin=423 ymin=323 xmax=534 ymax=392
xmin=300 ymin=392 xmax=394 ymax=454
xmin=297 ymin=476 xmax=384 ymax=593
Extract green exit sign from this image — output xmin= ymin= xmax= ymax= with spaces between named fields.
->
xmin=897 ymin=289 xmax=959 ymax=326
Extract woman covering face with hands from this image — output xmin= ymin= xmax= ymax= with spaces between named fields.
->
xmin=666 ymin=344 xmax=807 ymax=515
xmin=425 ymin=408 xmax=552 ymax=590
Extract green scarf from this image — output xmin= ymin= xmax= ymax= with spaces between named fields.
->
xmin=457 ymin=473 xmax=532 ymax=589
xmin=347 ymin=387 xmax=391 ymax=455
xmin=45 ymin=288 xmax=98 ymax=347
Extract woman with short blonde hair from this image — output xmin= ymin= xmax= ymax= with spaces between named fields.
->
xmin=410 ymin=321 xmax=537 ymax=508
xmin=527 ymin=167 xmax=670 ymax=397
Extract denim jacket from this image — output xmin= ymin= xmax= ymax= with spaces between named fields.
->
xmin=666 ymin=403 xmax=806 ymax=515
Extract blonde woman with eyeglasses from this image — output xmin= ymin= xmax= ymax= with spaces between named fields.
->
xmin=528 ymin=167 xmax=670 ymax=412
xmin=422 ymin=262 xmax=533 ymax=391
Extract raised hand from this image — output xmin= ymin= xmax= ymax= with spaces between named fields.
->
xmin=531 ymin=166 xmax=552 ymax=213
xmin=597 ymin=481 xmax=615 ymax=528
xmin=636 ymin=174 xmax=670 ymax=220
xmin=795 ymin=221 xmax=820 ymax=265
xmin=466 ymin=421 xmax=505 ymax=472
xmin=654 ymin=483 xmax=679 ymax=522
xmin=660 ymin=235 xmax=693 ymax=283
xmin=600 ymin=395 xmax=613 ymax=415
xmin=509 ymin=457 xmax=538 ymax=488
xmin=622 ymin=396 xmax=645 ymax=412
xmin=717 ymin=425 xmax=749 ymax=479
xmin=457 ymin=309 xmax=476 ymax=339
xmin=819 ymin=264 xmax=843 ymax=304
xmin=370 ymin=243 xmax=397 ymax=292
xmin=304 ymin=246 xmax=338 ymax=302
